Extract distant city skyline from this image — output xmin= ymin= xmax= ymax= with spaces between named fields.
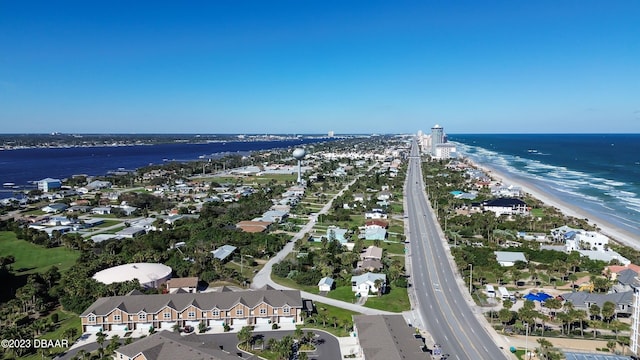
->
xmin=1 ymin=1 xmax=638 ymax=134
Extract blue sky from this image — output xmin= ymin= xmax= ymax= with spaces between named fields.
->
xmin=1 ymin=1 xmax=639 ymax=134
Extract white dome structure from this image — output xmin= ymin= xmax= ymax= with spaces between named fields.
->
xmin=92 ymin=263 xmax=172 ymax=289
xmin=292 ymin=148 xmax=306 ymax=160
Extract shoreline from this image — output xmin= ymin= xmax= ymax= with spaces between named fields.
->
xmin=467 ymin=159 xmax=640 ymax=252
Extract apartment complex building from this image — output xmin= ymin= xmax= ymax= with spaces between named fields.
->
xmin=80 ymin=287 xmax=304 ymax=333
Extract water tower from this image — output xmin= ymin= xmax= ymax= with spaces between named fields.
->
xmin=292 ymin=148 xmax=307 ymax=184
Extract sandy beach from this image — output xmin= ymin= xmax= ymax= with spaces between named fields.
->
xmin=468 ymin=160 xmax=640 ymax=251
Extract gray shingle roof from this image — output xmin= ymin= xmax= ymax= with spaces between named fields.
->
xmin=116 ymin=330 xmax=257 ymax=360
xmin=353 ymin=315 xmax=429 ymax=360
xmin=81 ymin=289 xmax=302 ymax=317
xmin=560 ymin=291 xmax=634 ymax=309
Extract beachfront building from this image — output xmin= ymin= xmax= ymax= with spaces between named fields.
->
xmin=433 ymin=143 xmax=457 ymax=160
xmin=80 ymin=287 xmax=304 ymax=333
xmin=37 ymin=177 xmax=62 ymax=192
xmin=482 ymin=198 xmax=529 ymax=217
xmin=562 ymin=228 xmax=610 ymax=252
xmin=559 ymin=291 xmax=635 ymax=317
xmin=430 ymin=124 xmax=445 ymax=156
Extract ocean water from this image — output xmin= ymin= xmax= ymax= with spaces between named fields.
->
xmin=0 ymin=138 xmax=324 ymax=198
xmin=449 ymin=134 xmax=640 ymax=238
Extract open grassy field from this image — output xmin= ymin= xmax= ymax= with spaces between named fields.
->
xmin=271 ymin=274 xmax=319 ymax=294
xmin=364 ymin=287 xmax=410 ymax=312
xmin=0 ymin=231 xmax=79 ymax=274
xmin=326 ymin=286 xmax=358 ymax=303
xmin=363 ymin=239 xmax=405 ymax=255
xmin=22 ymin=310 xmax=81 ymax=360
xmin=306 ymin=301 xmax=361 ymax=337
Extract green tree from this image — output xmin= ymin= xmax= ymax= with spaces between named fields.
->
xmin=536 ymin=337 xmax=553 ymax=359
xmin=498 ymin=309 xmax=513 ymax=330
xmin=589 ymin=303 xmax=601 ymax=321
xmin=237 ymin=326 xmax=253 ymax=349
xmin=602 ymin=301 xmax=616 ymax=323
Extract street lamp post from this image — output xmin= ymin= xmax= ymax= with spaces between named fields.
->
xmin=524 ymin=321 xmax=529 ymax=360
xmin=469 ymin=263 xmax=473 ymax=295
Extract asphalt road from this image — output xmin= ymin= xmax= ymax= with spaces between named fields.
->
xmin=406 ymin=140 xmax=508 ymax=360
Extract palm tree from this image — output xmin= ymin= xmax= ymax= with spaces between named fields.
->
xmin=498 ymin=309 xmax=513 ymax=331
xmin=373 ymin=278 xmax=384 ymax=296
xmin=602 ymin=301 xmax=616 ymax=323
xmin=96 ymin=331 xmax=107 ymax=352
xmin=237 ymin=326 xmax=253 ymax=349
xmin=610 ymin=320 xmax=624 ymax=341
xmin=589 ymin=303 xmax=601 ymax=321
xmin=536 ymin=337 xmax=553 ymax=359
xmin=574 ymin=309 xmax=588 ymax=337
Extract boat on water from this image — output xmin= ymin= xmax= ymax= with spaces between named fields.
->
xmin=3 ymin=182 xmax=15 ymax=187
xmin=527 ymin=149 xmax=538 ymax=153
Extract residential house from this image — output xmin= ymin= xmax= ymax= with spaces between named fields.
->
xmin=357 ymin=246 xmax=384 ymax=272
xmin=612 ymin=268 xmax=640 ymax=293
xmin=257 ymin=210 xmax=288 ymax=223
xmin=364 ymin=209 xmax=388 ymax=220
xmin=165 ymin=277 xmax=199 ymax=294
xmin=115 ymin=227 xmax=146 ymax=238
xmin=490 ymin=184 xmax=522 ymax=197
xmin=563 ymin=230 xmax=610 ymax=252
xmin=364 ymin=227 xmax=387 ymax=241
xmin=559 ymin=291 xmax=634 ymax=317
xmin=360 ymin=246 xmax=383 ymax=261
xmin=236 ymin=220 xmax=271 ymax=233
xmin=326 ymin=226 xmax=348 ymax=244
xmin=211 ymin=245 xmax=237 ymax=262
xmin=318 ymin=277 xmax=335 ymax=292
xmin=494 ymin=251 xmax=527 ymax=267
xmin=377 ymin=190 xmax=392 ymax=201
xmin=92 ymin=206 xmax=112 ymax=215
xmin=353 ymin=193 xmax=365 ymax=203
xmin=80 ymin=287 xmax=304 ymax=333
xmin=78 ymin=180 xmax=112 ymax=194
xmin=41 ymin=203 xmax=68 ymax=213
xmin=365 ymin=219 xmax=388 ymax=229
xmin=604 ymin=264 xmax=640 ymax=281
xmin=483 ymin=198 xmax=529 ymax=217
xmin=351 ymin=272 xmax=386 ymax=296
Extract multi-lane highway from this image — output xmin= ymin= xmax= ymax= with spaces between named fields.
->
xmin=406 ymin=140 xmax=507 ymax=360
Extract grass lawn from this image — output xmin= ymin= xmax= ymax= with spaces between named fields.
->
xmin=305 ymin=301 xmax=360 ymax=337
xmin=0 ymin=231 xmax=79 ymax=274
xmin=363 ymin=240 xmax=405 ymax=255
xmin=270 ymin=274 xmax=319 ymax=294
xmin=531 ymin=208 xmax=545 ymax=218
xmin=326 ymin=286 xmax=358 ymax=303
xmin=364 ymin=287 xmax=410 ymax=312
xmin=21 ymin=310 xmax=81 ymax=360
